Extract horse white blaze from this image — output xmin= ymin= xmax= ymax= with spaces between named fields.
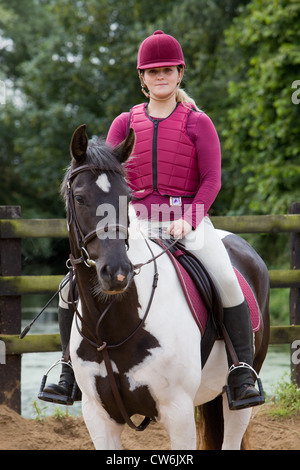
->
xmin=96 ymin=173 xmax=111 ymax=192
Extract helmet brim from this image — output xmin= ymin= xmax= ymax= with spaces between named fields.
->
xmin=137 ymin=60 xmax=185 ymax=70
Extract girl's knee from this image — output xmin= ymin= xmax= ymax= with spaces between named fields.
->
xmin=217 ymin=275 xmax=244 ymax=308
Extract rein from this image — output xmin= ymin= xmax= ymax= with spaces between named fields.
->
xmin=68 ymin=237 xmax=159 ymax=354
xmin=68 ymin=239 xmax=158 ymax=432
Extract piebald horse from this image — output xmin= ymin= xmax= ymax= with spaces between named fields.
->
xmin=61 ymin=125 xmax=269 ymax=450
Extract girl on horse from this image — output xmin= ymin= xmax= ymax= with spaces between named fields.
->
xmin=106 ymin=31 xmax=262 ymax=408
xmin=42 ymin=31 xmax=263 ymax=410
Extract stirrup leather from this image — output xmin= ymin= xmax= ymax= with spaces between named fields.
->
xmin=225 ymin=362 xmax=265 ymax=410
xmin=38 ymin=358 xmax=79 ymax=406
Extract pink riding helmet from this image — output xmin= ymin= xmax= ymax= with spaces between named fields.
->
xmin=137 ymin=30 xmax=185 ymax=70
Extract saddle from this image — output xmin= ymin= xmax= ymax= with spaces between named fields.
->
xmin=153 ymin=238 xmax=261 ymax=368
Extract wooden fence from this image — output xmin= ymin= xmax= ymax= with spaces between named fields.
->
xmin=0 ymin=204 xmax=300 ymax=414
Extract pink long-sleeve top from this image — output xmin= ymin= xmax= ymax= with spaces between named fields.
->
xmin=106 ymin=105 xmax=221 ymax=229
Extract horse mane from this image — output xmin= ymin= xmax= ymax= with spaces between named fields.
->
xmin=61 ymin=137 xmax=125 ymax=203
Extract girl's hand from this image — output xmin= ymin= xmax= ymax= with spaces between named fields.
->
xmin=166 ymin=219 xmax=192 ymax=239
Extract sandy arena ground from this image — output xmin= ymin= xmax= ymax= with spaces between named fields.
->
xmin=0 ymin=404 xmax=299 ymax=450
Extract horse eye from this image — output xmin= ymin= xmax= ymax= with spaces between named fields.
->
xmin=75 ymin=195 xmax=85 ymax=205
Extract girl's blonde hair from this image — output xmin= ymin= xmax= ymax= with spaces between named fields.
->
xmin=176 ymin=87 xmax=202 ymax=112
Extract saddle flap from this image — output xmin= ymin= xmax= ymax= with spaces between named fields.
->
xmin=233 ymin=268 xmax=261 ymax=332
xmin=155 ymin=238 xmax=261 ymax=334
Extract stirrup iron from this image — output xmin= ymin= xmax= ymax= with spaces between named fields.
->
xmin=38 ymin=359 xmax=79 ymax=406
xmin=225 ymin=362 xmax=265 ymax=410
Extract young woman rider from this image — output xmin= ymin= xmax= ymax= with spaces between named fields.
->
xmin=106 ymin=31 xmax=264 ymax=409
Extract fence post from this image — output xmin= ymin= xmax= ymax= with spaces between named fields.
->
xmin=289 ymin=202 xmax=300 ymax=386
xmin=0 ymin=206 xmax=22 ymax=413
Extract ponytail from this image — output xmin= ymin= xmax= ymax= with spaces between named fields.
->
xmin=176 ymin=88 xmax=202 ymax=112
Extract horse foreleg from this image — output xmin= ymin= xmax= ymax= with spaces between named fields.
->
xmin=221 ymin=394 xmax=252 ymax=450
xmin=82 ymin=394 xmax=124 ymax=450
xmin=160 ymin=396 xmax=197 ymax=450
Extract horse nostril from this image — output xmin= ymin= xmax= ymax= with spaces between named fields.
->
xmin=100 ymin=264 xmax=112 ymax=282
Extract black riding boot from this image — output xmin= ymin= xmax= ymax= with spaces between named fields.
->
xmin=223 ymin=300 xmax=265 ymax=410
xmin=39 ymin=305 xmax=80 ymax=405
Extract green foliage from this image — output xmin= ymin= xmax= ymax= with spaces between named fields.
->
xmin=223 ymin=0 xmax=300 ymax=215
xmin=269 ymin=374 xmax=300 ymax=418
xmin=268 ymin=288 xmax=289 ymax=325
xmin=32 ymin=400 xmax=48 ymax=421
xmin=1 ymin=0 xmax=299 ymax=223
xmin=0 ymin=0 xmax=175 ymax=217
xmin=53 ymin=405 xmax=70 ymax=420
xmin=32 ymin=400 xmax=70 ymax=420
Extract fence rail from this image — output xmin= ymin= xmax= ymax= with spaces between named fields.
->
xmin=1 ymin=326 xmax=300 ymax=356
xmin=1 ymin=213 xmax=300 ymax=238
xmin=1 ymin=205 xmax=300 ymax=414
xmin=0 ymin=269 xmax=300 ymax=297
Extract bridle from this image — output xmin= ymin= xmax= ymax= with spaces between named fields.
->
xmin=66 ymin=164 xmax=129 ymax=268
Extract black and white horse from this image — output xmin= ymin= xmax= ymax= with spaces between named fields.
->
xmin=61 ymin=125 xmax=269 ymax=450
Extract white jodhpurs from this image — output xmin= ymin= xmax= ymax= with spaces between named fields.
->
xmin=137 ymin=215 xmax=244 ymax=309
xmin=182 ymin=217 xmax=244 ymax=308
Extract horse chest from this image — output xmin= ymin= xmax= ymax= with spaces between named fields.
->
xmin=72 ymin=322 xmax=161 ymax=424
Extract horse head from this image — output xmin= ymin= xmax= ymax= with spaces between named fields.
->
xmin=64 ymin=124 xmax=135 ymax=295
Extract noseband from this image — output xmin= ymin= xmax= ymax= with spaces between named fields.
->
xmin=67 ymin=164 xmax=129 ymax=268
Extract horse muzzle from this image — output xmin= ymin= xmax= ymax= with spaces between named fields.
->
xmin=98 ymin=262 xmax=134 ymax=295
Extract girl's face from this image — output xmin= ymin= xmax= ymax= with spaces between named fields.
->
xmin=142 ymin=66 xmax=183 ymax=100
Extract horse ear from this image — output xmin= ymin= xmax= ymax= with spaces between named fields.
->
xmin=113 ymin=128 xmax=135 ymax=164
xmin=70 ymin=124 xmax=88 ymax=164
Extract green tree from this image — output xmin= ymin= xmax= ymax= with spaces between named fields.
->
xmin=0 ymin=0 xmax=176 ymax=217
xmin=0 ymin=0 xmax=55 ymax=213
xmin=223 ymin=0 xmax=300 ymax=215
